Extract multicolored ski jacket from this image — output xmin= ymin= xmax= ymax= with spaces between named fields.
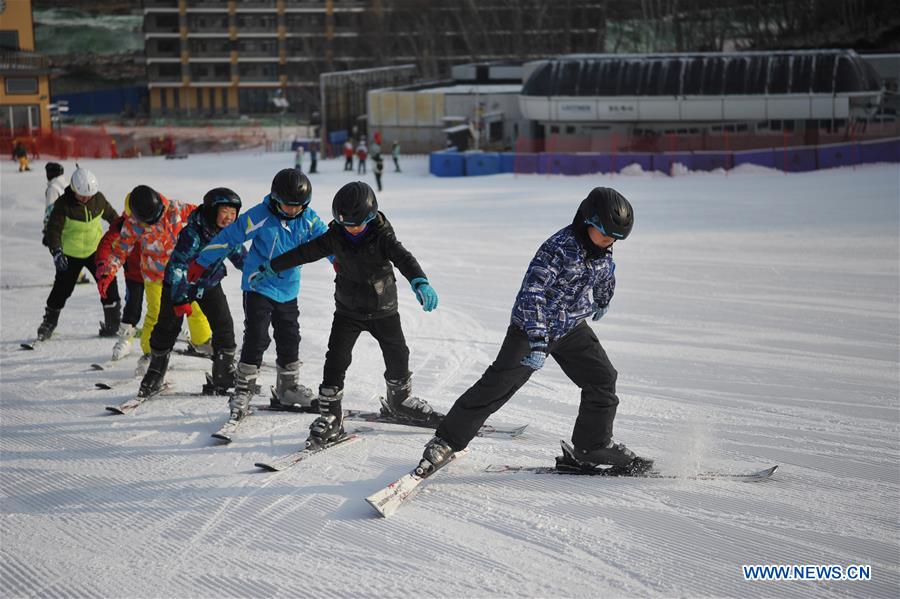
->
xmin=510 ymin=225 xmax=616 ymax=350
xmin=107 ymin=196 xmax=196 ymax=283
xmin=196 ymin=197 xmax=328 ymax=303
xmin=165 ymin=208 xmax=246 ymax=305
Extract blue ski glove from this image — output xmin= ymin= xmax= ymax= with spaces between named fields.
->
xmin=520 ymin=343 xmax=547 ymax=370
xmin=592 ymin=304 xmax=608 ymax=321
xmin=410 ymin=277 xmax=438 ymax=312
xmin=248 ymin=261 xmax=277 ymax=290
xmin=51 ymin=248 xmax=68 ymax=272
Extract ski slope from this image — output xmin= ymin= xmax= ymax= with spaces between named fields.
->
xmin=1 ymin=152 xmax=898 ymax=598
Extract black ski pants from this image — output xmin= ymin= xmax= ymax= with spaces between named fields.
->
xmin=46 ymin=252 xmax=120 ymax=310
xmin=436 ymin=321 xmax=619 ymax=453
xmin=150 ymin=283 xmax=235 ymax=354
xmin=122 ymin=279 xmax=144 ymax=327
xmin=322 ymin=312 xmax=410 ymax=389
xmin=239 ymin=291 xmax=300 ymax=368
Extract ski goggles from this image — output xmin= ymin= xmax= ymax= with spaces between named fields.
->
xmin=270 ymin=191 xmax=310 ymax=208
xmin=338 ymin=211 xmax=376 ymax=227
xmin=585 ymin=216 xmax=624 ymax=239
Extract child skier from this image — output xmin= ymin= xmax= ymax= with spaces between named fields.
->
xmin=96 ymin=185 xmax=213 ymax=371
xmin=417 ymin=187 xmax=651 ymax=475
xmin=247 ymin=181 xmax=440 ymax=449
xmin=42 ymin=162 xmax=66 ymax=246
xmin=38 ymin=166 xmax=121 ymax=341
xmin=189 ymin=169 xmax=328 ymax=422
xmin=137 ymin=188 xmax=245 ymax=399
xmin=95 ymin=197 xmax=144 ymax=361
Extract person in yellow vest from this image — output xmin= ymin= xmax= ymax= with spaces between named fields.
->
xmin=38 ymin=166 xmax=121 ymax=341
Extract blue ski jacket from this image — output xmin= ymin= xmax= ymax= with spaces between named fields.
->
xmin=165 ymin=208 xmax=246 ymax=305
xmin=196 ymin=197 xmax=328 ymax=302
xmin=510 ymin=225 xmax=616 ymax=350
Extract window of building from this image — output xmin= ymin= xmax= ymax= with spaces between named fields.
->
xmin=0 ymin=30 xmax=20 ymax=50
xmin=5 ymin=78 xmax=39 ymax=94
xmin=550 ymin=125 xmax=560 ymax=134
xmin=155 ymin=14 xmax=179 ymax=31
xmin=1 ymin=104 xmax=41 ymax=132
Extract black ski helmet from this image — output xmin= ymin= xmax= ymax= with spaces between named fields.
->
xmin=578 ymin=187 xmax=633 ymax=240
xmin=129 ymin=184 xmax=164 ymax=225
xmin=202 ymin=187 xmax=242 ymax=227
xmin=332 ymin=181 xmax=378 ymax=226
xmin=45 ymin=162 xmax=63 ymax=181
xmin=268 ymin=168 xmax=311 ymax=219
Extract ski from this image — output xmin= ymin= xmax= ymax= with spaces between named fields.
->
xmin=211 ymin=418 xmax=243 ymax=443
xmin=345 ymin=407 xmax=527 ymax=439
xmin=254 ymin=430 xmax=368 ymax=472
xmin=20 ymin=339 xmax=43 ymax=350
xmin=484 ymin=463 xmax=778 ymax=481
xmin=366 ymin=448 xmax=470 ymax=518
xmin=485 ymin=441 xmax=777 ymax=481
xmin=253 ymin=404 xmax=527 ymax=439
xmin=105 ymin=383 xmax=172 ymax=415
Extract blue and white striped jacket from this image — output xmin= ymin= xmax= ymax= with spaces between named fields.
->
xmin=510 ymin=226 xmax=615 ymax=349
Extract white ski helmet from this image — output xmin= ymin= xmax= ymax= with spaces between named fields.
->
xmin=71 ymin=166 xmax=99 ymax=197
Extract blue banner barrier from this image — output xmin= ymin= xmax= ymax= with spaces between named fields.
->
xmin=464 ymin=152 xmax=500 ymax=176
xmin=430 ymin=152 xmax=466 ymax=177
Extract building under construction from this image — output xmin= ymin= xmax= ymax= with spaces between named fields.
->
xmin=141 ymin=0 xmax=615 ymax=119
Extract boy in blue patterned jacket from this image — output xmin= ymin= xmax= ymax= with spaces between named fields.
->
xmin=137 ymin=188 xmax=245 ymax=398
xmin=418 ymin=187 xmax=652 ymax=475
xmin=189 ymin=170 xmax=329 ymax=422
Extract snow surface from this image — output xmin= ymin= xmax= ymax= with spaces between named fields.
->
xmin=1 ymin=153 xmax=898 ymax=598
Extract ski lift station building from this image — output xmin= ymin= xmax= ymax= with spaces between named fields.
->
xmin=368 ymin=50 xmax=893 ymax=153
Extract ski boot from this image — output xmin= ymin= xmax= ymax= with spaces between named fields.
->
xmin=228 ymin=362 xmax=258 ymax=421
xmin=137 ymin=349 xmax=170 ymax=398
xmin=36 ymin=307 xmax=61 ymax=341
xmin=111 ymin=324 xmax=136 ymax=361
xmin=416 ymin=435 xmax=456 ymax=477
xmin=557 ymin=439 xmax=654 ymax=475
xmin=380 ymin=374 xmax=443 ymax=427
xmin=202 ymin=348 xmax=236 ymax=395
xmin=270 ymin=360 xmax=316 ymax=411
xmin=99 ymin=301 xmax=121 ymax=337
xmin=305 ymin=386 xmax=345 ymax=449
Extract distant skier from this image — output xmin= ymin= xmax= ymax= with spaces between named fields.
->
xmin=294 ymin=144 xmax=304 ymax=173
xmin=95 ymin=197 xmax=145 ymax=361
xmin=189 ymin=169 xmax=328 ymax=422
xmin=38 ymin=166 xmax=121 ymax=341
xmin=356 ymin=141 xmax=367 ymax=174
xmin=137 ymin=188 xmax=246 ymax=399
xmin=308 ymin=140 xmax=318 ymax=174
xmin=247 ymin=181 xmax=440 ymax=449
xmin=391 ymin=141 xmax=401 ymax=172
xmin=343 ymin=141 xmax=354 ymax=171
xmin=373 ymin=154 xmax=384 ymax=192
xmin=12 ymin=141 xmax=30 ymax=172
xmin=417 ymin=187 xmax=652 ymax=475
xmin=96 ymin=185 xmax=213 ymax=373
